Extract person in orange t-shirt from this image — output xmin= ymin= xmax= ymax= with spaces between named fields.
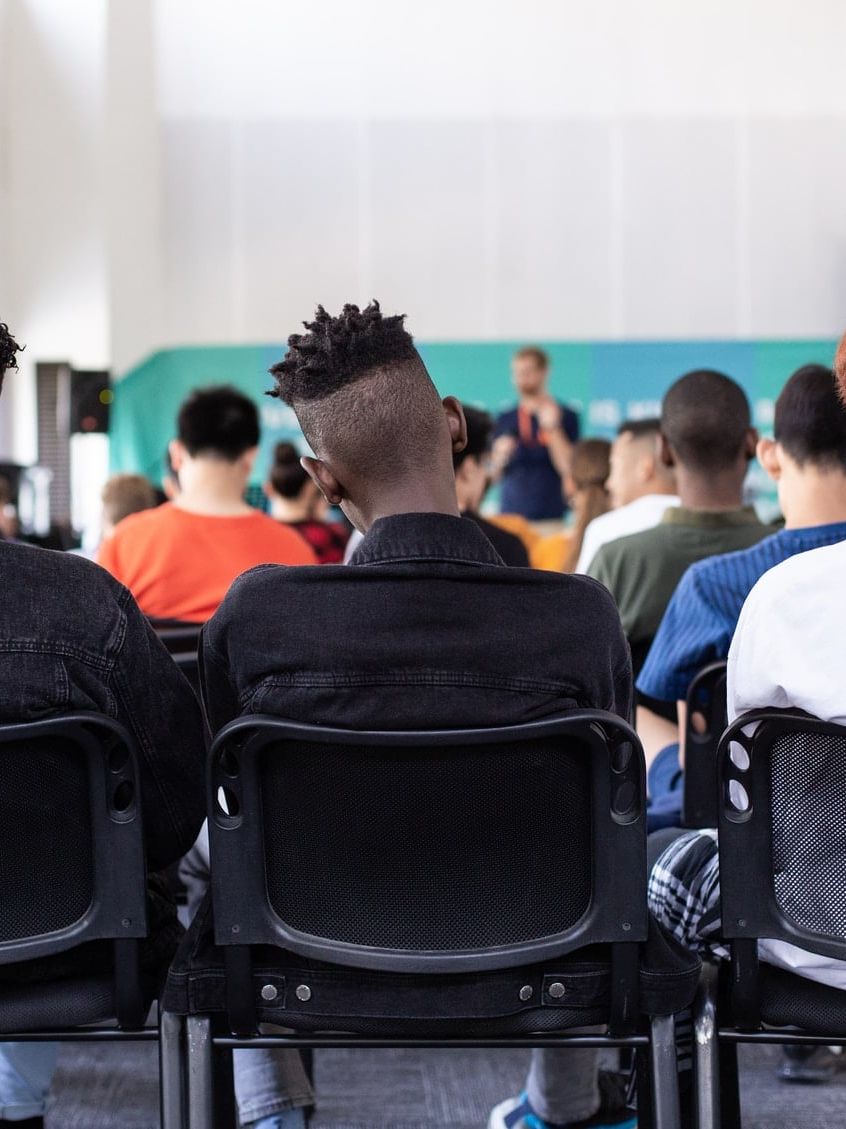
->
xmin=98 ymin=386 xmax=316 ymax=622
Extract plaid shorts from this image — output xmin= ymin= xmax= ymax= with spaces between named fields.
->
xmin=647 ymin=829 xmax=728 ymax=962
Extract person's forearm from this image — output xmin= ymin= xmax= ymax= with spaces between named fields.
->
xmin=544 ymin=427 xmax=573 ymax=479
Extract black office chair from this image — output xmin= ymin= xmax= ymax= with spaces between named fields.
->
xmin=692 ymin=710 xmax=846 ymax=1128
xmin=0 ymin=713 xmax=184 ymax=1128
xmin=162 ymin=711 xmax=701 ymax=1129
xmin=681 ymin=662 xmax=728 ymax=829
xmin=150 ymin=620 xmax=203 ymax=657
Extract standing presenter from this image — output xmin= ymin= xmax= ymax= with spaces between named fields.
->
xmin=492 ymin=346 xmax=580 ymax=523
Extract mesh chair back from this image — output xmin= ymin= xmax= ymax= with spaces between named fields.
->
xmin=260 ymin=735 xmax=592 ymax=952
xmin=719 ymin=711 xmax=846 ymax=963
xmin=682 ymin=662 xmax=728 ymax=828
xmin=0 ymin=714 xmax=148 ymax=966
xmin=770 ymin=727 xmax=846 ymax=940
xmin=208 ymin=712 xmax=648 ymax=975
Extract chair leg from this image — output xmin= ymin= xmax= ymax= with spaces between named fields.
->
xmin=692 ymin=965 xmax=720 ymax=1129
xmin=718 ymin=1039 xmax=741 ymax=1128
xmin=159 ymin=1010 xmax=187 ymax=1129
xmin=649 ymin=1013 xmax=681 ymax=1129
xmin=186 ymin=1015 xmax=215 ymax=1129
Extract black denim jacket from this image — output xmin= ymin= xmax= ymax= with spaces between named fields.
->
xmin=202 ymin=512 xmax=632 ymax=734
xmin=0 ymin=540 xmax=205 ymax=871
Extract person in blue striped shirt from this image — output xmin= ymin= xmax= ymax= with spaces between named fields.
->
xmin=638 ymin=362 xmax=846 ymax=791
xmin=639 ymin=362 xmax=846 ymax=1088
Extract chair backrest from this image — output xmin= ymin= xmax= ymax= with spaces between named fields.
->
xmin=718 ymin=710 xmax=846 ymax=1023
xmin=0 ymin=713 xmax=148 ymax=1024
xmin=207 ymin=711 xmax=648 ymax=976
xmin=151 ymin=620 xmax=202 ymax=656
xmin=682 ymin=661 xmax=728 ymax=829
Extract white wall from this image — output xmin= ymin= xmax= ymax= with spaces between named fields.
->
xmin=3 ymin=0 xmax=846 ymax=459
xmin=149 ymin=0 xmax=846 ymax=348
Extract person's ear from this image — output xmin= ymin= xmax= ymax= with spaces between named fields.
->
xmin=168 ymin=439 xmax=186 ymax=472
xmin=261 ymin=480 xmax=273 ymax=500
xmin=301 ymin=456 xmax=345 ymax=507
xmin=241 ymin=446 xmax=259 ymax=475
xmin=757 ymin=437 xmax=782 ymax=481
xmin=443 ymin=396 xmax=468 ymax=456
xmin=659 ymin=433 xmax=675 ymax=469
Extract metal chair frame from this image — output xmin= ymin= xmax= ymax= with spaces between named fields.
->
xmin=0 ymin=713 xmax=185 ymax=1128
xmin=174 ymin=711 xmax=685 ymax=1129
xmin=692 ymin=710 xmax=846 ymax=1129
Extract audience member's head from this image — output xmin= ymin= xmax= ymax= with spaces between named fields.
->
xmin=453 ymin=405 xmax=494 ymax=513
xmin=269 ymin=301 xmax=466 ymax=532
xmin=660 ymin=370 xmax=756 ymax=504
xmin=162 ymin=446 xmax=180 ymax=501
xmin=100 ymin=473 xmax=157 ymax=539
xmin=561 ymin=438 xmax=611 ymax=573
xmin=169 ymin=385 xmax=260 ymax=502
xmin=264 ymin=441 xmax=328 ymax=522
xmin=606 ymin=418 xmax=675 ymax=509
xmin=756 ymin=364 xmax=846 ymax=523
xmin=0 ymin=321 xmax=23 ymax=395
xmin=835 ymin=329 xmax=846 ymax=404
xmin=510 ymin=346 xmax=550 ymax=399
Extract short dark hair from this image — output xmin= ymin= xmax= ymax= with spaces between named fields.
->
xmin=513 ymin=346 xmax=549 ymax=370
xmin=177 ymin=385 xmax=260 ymax=460
xmin=268 ymin=441 xmax=309 ymax=498
xmin=661 ymin=370 xmax=751 ymax=473
xmin=0 ymin=322 xmax=23 ymax=394
xmin=617 ymin=418 xmax=661 ymax=440
xmin=774 ymin=364 xmax=846 ymax=473
xmin=268 ymin=301 xmax=443 ymax=474
xmin=454 ymin=405 xmax=492 ymax=470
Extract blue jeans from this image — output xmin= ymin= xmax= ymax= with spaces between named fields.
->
xmin=181 ymin=824 xmax=315 ymax=1122
xmin=0 ymin=1042 xmax=58 ymax=1119
xmin=647 ymin=743 xmax=683 ymax=832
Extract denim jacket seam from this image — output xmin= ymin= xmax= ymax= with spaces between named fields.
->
xmin=243 ymin=671 xmax=579 ymax=695
xmin=0 ymin=640 xmax=114 ymax=672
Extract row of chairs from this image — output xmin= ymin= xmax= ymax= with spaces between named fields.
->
xmin=0 ymin=698 xmax=845 ymax=1127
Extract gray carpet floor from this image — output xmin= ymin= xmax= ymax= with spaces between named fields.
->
xmin=45 ymin=1043 xmax=846 ymax=1127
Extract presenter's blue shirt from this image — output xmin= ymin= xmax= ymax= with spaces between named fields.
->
xmin=637 ymin=520 xmax=846 ymax=703
xmin=494 ymin=403 xmax=580 ymax=521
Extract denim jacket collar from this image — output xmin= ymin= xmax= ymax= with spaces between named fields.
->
xmin=349 ymin=512 xmax=505 ymax=568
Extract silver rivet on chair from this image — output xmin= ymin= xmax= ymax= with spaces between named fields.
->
xmin=519 ymin=985 xmax=533 ymax=1001
xmin=260 ymin=984 xmax=278 ymax=1002
xmin=548 ymin=981 xmax=566 ymax=1000
xmin=295 ymin=984 xmax=312 ymax=1002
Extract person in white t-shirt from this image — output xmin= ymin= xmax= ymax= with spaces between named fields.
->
xmin=647 ymin=349 xmax=846 ymax=1084
xmin=575 ymin=418 xmax=678 ymax=573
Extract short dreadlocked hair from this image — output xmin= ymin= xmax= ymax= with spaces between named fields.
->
xmin=0 ymin=322 xmax=23 ymax=393
xmin=269 ymin=301 xmax=419 ymax=405
xmin=268 ymin=302 xmax=445 ymax=478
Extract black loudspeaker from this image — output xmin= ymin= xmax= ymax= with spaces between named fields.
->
xmin=70 ymin=370 xmax=112 ymax=434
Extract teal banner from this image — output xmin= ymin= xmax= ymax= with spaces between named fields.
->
xmin=110 ymin=340 xmax=837 ymax=506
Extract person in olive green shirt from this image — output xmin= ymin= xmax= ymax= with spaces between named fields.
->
xmin=588 ymin=369 xmax=768 ymax=750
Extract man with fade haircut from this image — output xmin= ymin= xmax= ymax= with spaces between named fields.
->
xmin=575 ymin=418 xmax=678 ymax=574
xmin=0 ymin=321 xmax=205 ymax=1127
xmin=201 ymin=301 xmax=636 ymax=1129
xmin=647 ymin=351 xmax=846 ymax=1086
